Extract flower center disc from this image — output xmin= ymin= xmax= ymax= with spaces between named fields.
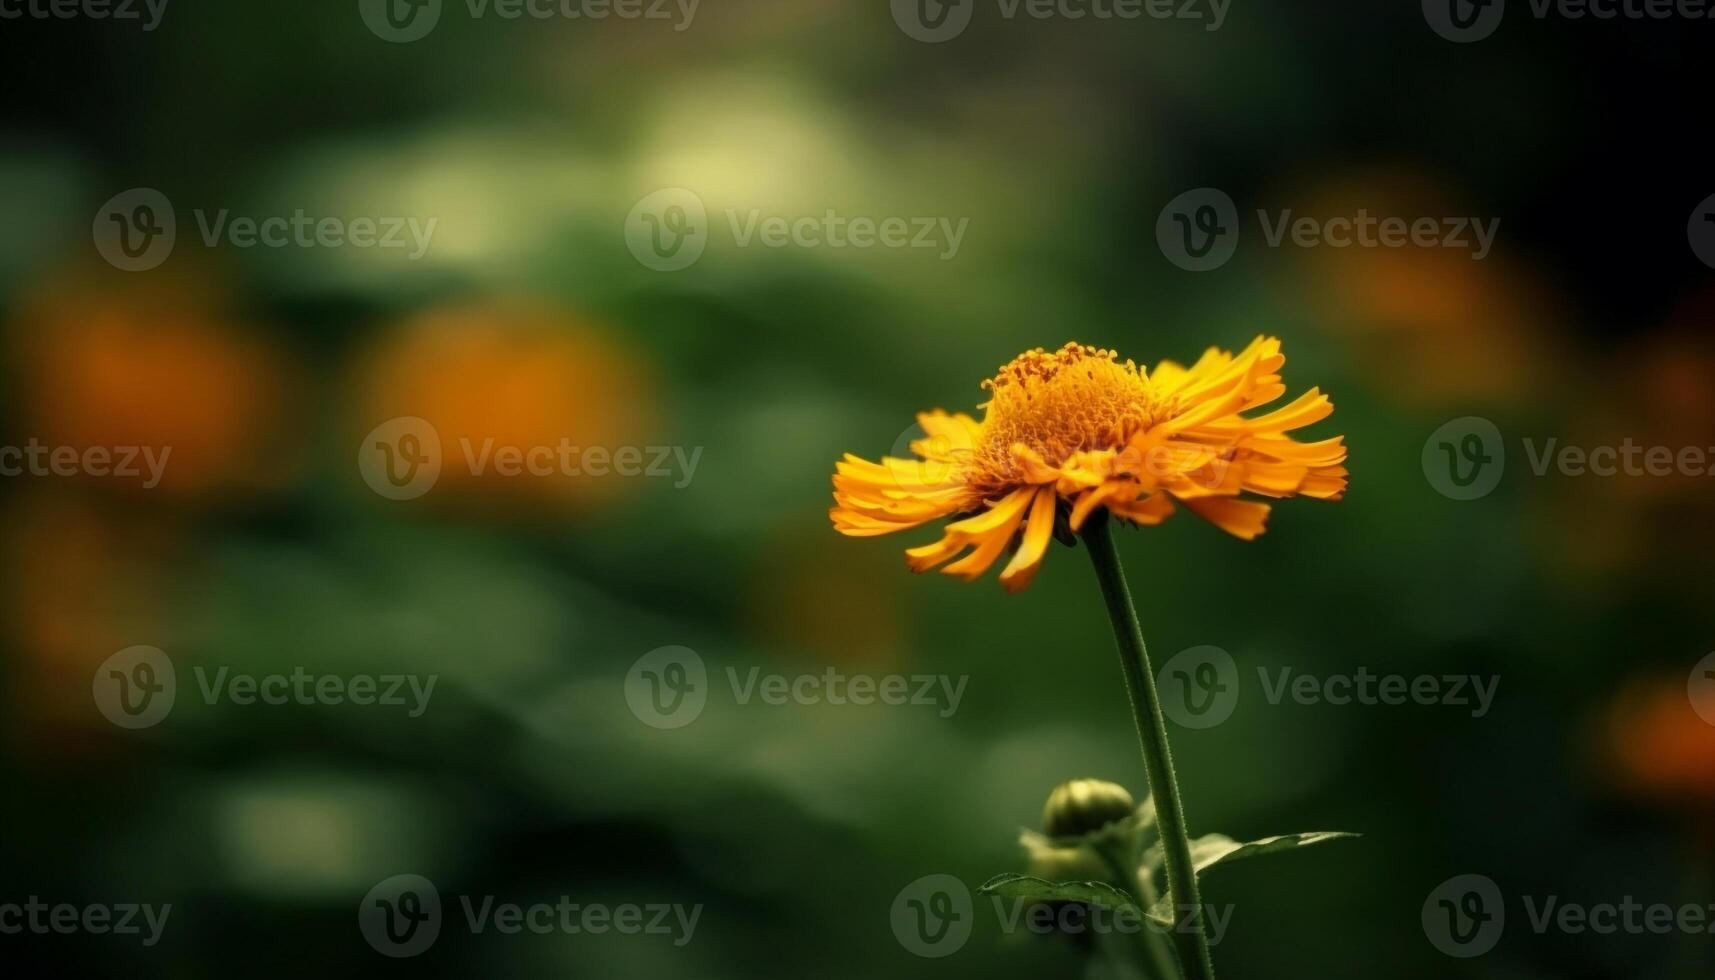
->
xmin=973 ymin=343 xmax=1160 ymax=479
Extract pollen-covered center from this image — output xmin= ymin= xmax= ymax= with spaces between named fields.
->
xmin=969 ymin=343 xmax=1165 ymax=485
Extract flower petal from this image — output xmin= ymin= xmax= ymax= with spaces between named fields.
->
xmin=1180 ymin=495 xmax=1271 ymax=539
xmin=899 ymin=486 xmax=1038 ymax=578
xmin=999 ymin=488 xmax=1059 ymax=592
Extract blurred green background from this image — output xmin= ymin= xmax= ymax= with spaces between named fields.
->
xmin=2 ymin=1 xmax=1713 ymax=976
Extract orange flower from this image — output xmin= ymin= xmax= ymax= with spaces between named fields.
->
xmin=830 ymin=338 xmax=1347 ymax=591
xmin=12 ymin=270 xmax=295 ymax=499
xmin=351 ymin=301 xmax=657 ymax=515
xmin=1602 ymin=676 xmax=1715 ymax=803
xmin=1284 ymin=169 xmax=1562 ymax=408
xmin=0 ymin=492 xmax=177 ymax=746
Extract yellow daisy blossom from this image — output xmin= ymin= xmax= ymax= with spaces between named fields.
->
xmin=830 ymin=337 xmax=1348 ymax=592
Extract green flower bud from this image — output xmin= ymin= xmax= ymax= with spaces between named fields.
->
xmin=1021 ymin=833 xmax=1109 ymax=882
xmin=1042 ymin=778 xmax=1137 ymax=839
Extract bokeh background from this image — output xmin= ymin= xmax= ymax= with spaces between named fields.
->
xmin=3 ymin=1 xmax=1713 ymax=976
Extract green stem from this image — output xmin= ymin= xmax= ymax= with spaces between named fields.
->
xmin=1082 ymin=512 xmax=1216 ymax=980
xmin=1095 ymin=842 xmax=1180 ymax=980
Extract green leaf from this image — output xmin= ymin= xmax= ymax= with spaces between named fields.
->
xmin=1141 ymin=831 xmax=1359 ymax=878
xmin=976 ymin=873 xmax=1138 ymax=911
xmin=977 ymin=874 xmax=1175 ymax=929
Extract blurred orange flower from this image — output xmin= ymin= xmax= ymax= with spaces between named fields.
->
xmin=10 ymin=267 xmax=298 ymax=500
xmin=1 ymin=492 xmax=178 ymax=748
xmin=1601 ymin=674 xmax=1715 ymax=804
xmin=350 ymin=300 xmax=659 ymax=515
xmin=1535 ymin=311 xmax=1715 ymax=581
xmin=1285 ymin=170 xmax=1564 ymax=407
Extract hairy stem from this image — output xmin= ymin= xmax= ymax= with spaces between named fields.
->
xmin=1082 ymin=513 xmax=1216 ymax=980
